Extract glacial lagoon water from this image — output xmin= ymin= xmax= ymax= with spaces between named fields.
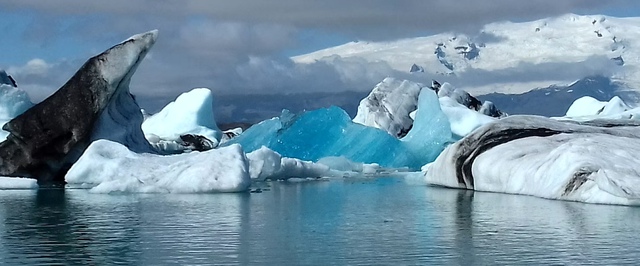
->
xmin=0 ymin=176 xmax=639 ymax=265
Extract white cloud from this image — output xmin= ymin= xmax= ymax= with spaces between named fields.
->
xmin=8 ymin=59 xmax=51 ymax=77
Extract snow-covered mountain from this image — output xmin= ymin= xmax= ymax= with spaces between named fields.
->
xmin=293 ymin=14 xmax=640 ymax=96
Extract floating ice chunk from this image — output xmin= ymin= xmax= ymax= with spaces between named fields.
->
xmin=66 ymin=140 xmax=251 ymax=193
xmin=246 ymin=146 xmax=329 ymax=181
xmin=439 ymin=97 xmax=496 ymax=138
xmin=142 ymin=88 xmax=222 ymax=146
xmin=401 ymin=89 xmax=453 ymax=164
xmin=425 ymin=115 xmax=640 ymax=205
xmin=0 ymin=70 xmax=16 ymax=87
xmin=565 ymin=96 xmax=609 ymax=117
xmin=317 ymin=156 xmax=382 ymax=176
xmin=600 ymin=96 xmax=631 ymax=116
xmin=0 ymin=177 xmax=38 ymax=189
xmin=561 ymin=96 xmax=638 ymax=121
xmin=226 ymin=107 xmax=415 ymax=168
xmin=0 ymin=84 xmax=34 ymax=141
xmin=353 ymin=77 xmax=422 ymax=137
xmin=317 ymin=156 xmax=365 ymax=172
xmin=226 ymin=89 xmax=452 ymax=170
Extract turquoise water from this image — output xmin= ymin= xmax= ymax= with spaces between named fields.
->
xmin=0 ymin=177 xmax=639 ymax=265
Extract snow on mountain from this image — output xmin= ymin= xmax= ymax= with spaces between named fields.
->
xmin=293 ymin=14 xmax=640 ymax=95
xmin=477 ymin=75 xmax=640 ymax=117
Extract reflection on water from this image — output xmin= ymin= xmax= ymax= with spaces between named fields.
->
xmin=0 ymin=178 xmax=639 ymax=264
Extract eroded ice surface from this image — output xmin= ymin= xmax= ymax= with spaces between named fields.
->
xmin=0 ymin=177 xmax=38 ymax=189
xmin=425 ymin=115 xmax=640 ymax=205
xmin=439 ymin=97 xmax=496 ymax=138
xmin=352 ymin=77 xmax=422 ymax=137
xmin=66 ymin=140 xmax=251 ymax=193
xmin=246 ymin=146 xmax=329 ymax=181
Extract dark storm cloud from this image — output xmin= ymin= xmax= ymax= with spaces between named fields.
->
xmin=1 ymin=0 xmax=635 ymax=39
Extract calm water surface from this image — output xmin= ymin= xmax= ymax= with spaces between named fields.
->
xmin=0 ymin=176 xmax=639 ymax=265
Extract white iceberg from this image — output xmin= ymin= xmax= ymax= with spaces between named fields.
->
xmin=353 ymin=78 xmax=502 ymax=140
xmin=439 ymin=97 xmax=496 ymax=138
xmin=561 ymin=96 xmax=640 ymax=121
xmin=142 ymin=88 xmax=222 ymax=150
xmin=0 ymin=177 xmax=38 ymax=190
xmin=425 ymin=115 xmax=640 ymax=205
xmin=353 ymin=77 xmax=422 ymax=137
xmin=246 ymin=146 xmax=330 ymax=181
xmin=66 ymin=140 xmax=251 ymax=193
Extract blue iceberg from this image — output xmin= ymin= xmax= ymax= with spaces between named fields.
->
xmin=224 ymin=89 xmax=451 ymax=169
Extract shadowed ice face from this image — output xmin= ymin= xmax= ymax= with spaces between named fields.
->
xmin=91 ymin=30 xmax=158 ymax=93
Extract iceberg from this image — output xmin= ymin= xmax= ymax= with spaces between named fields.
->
xmin=66 ymin=140 xmax=251 ymax=193
xmin=352 ymin=77 xmax=422 ymax=137
xmin=436 ymin=81 xmax=504 ymax=118
xmin=353 ymin=78 xmax=502 ymax=140
xmin=0 ymin=82 xmax=34 ymax=141
xmin=425 ymin=115 xmax=640 ymax=205
xmin=438 ymin=97 xmax=496 ymax=138
xmin=316 ymin=156 xmax=380 ymax=174
xmin=0 ymin=30 xmax=157 ymax=183
xmin=225 ymin=89 xmax=452 ymax=169
xmin=246 ymin=146 xmax=330 ymax=181
xmin=561 ymin=96 xmax=639 ymax=121
xmin=142 ymin=88 xmax=222 ymax=151
xmin=0 ymin=177 xmax=38 ymax=189
xmin=0 ymin=70 xmax=17 ymax=87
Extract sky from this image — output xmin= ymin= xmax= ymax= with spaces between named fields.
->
xmin=1 ymin=0 xmax=639 ymax=115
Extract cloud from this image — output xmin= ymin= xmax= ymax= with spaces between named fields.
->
xmin=1 ymin=0 xmax=635 ymax=40
xmin=1 ymin=0 xmax=635 ymax=118
xmin=5 ymin=59 xmax=81 ymax=101
xmin=7 ymin=59 xmax=51 ymax=77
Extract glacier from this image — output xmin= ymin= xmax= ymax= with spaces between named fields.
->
xmin=425 ymin=115 xmax=640 ymax=205
xmin=292 ymin=14 xmax=640 ymax=97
